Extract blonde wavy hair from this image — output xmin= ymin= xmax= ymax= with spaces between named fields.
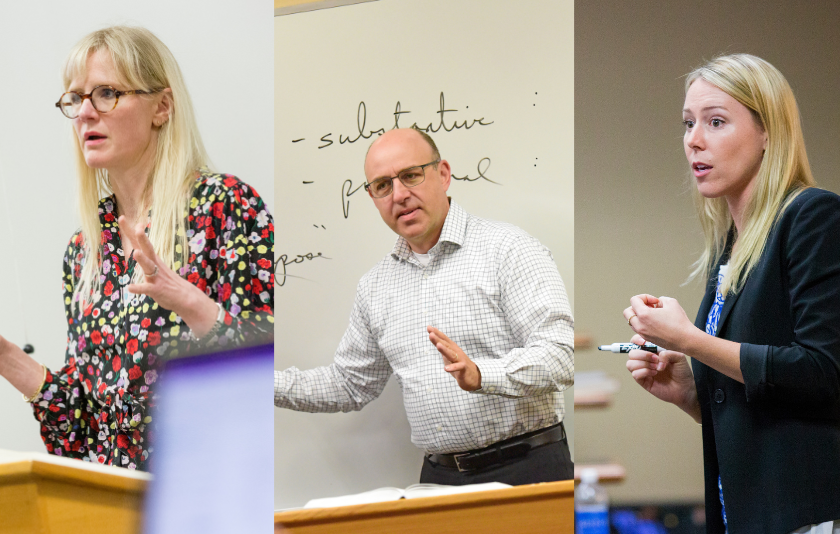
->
xmin=63 ymin=26 xmax=210 ymax=311
xmin=686 ymin=54 xmax=815 ymax=296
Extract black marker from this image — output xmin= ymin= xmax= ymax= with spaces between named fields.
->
xmin=598 ymin=342 xmax=660 ymax=354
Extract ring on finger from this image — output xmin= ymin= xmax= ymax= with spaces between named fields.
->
xmin=145 ymin=265 xmax=159 ymax=278
xmin=627 ymin=313 xmax=637 ymax=326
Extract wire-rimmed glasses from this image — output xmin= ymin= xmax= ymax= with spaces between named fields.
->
xmin=364 ymin=159 xmax=440 ymax=198
xmin=55 ymin=85 xmax=161 ymax=119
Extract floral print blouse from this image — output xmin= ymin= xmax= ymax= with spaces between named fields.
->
xmin=29 ymin=170 xmax=274 ymax=470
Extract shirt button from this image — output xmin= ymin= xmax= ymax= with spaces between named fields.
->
xmin=423 ymin=272 xmax=429 ymax=279
xmin=714 ymin=389 xmax=725 ymax=403
xmin=427 ymin=387 xmax=433 ymax=393
xmin=436 ymin=424 xmax=443 ymax=432
xmin=486 ymin=386 xmax=495 ymax=393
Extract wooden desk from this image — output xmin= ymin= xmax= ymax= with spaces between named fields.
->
xmin=574 ymin=389 xmax=614 ymax=408
xmin=574 ymin=333 xmax=593 ymax=350
xmin=574 ymin=463 xmax=627 ymax=484
xmin=574 ymin=371 xmax=621 ymax=408
xmin=0 ymin=450 xmax=149 ymax=534
xmin=275 ymin=480 xmax=574 ymax=534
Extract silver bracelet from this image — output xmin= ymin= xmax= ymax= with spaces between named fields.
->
xmin=190 ymin=302 xmax=226 ymax=343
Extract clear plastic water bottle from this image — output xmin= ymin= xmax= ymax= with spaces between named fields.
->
xmin=575 ymin=468 xmax=609 ymax=534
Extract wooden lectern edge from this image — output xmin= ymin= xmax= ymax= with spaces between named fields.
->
xmin=574 ymin=390 xmax=614 ymax=407
xmin=274 ymin=480 xmax=574 ymax=526
xmin=0 ymin=459 xmax=149 ymax=493
xmin=574 ymin=463 xmax=627 ymax=484
xmin=574 ymin=333 xmax=593 ymax=350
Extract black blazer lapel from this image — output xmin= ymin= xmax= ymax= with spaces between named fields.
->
xmin=694 ymin=278 xmax=717 ymax=329
xmin=715 ymin=289 xmax=742 ymax=338
xmin=695 ymin=229 xmax=737 ymax=334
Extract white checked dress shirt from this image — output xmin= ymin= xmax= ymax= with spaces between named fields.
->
xmin=274 ymin=201 xmax=574 ymax=454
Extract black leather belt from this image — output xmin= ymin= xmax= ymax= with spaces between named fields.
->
xmin=426 ymin=423 xmax=566 ymax=473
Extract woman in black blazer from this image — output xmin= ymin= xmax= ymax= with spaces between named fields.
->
xmin=623 ymin=54 xmax=840 ymax=534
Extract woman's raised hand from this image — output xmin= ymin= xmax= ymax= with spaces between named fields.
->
xmin=624 ymin=294 xmax=696 ymax=353
xmin=625 ymin=333 xmax=701 ymax=422
xmin=120 ymin=215 xmax=218 ymax=338
xmin=121 ymin=215 xmax=193 ymax=313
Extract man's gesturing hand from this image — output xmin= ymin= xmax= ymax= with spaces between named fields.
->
xmin=427 ymin=326 xmax=481 ymax=391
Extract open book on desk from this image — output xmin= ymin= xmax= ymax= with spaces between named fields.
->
xmin=303 ymin=482 xmax=512 ymax=509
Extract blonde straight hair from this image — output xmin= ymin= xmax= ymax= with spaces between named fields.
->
xmin=63 ymin=26 xmax=209 ymax=311
xmin=686 ymin=54 xmax=815 ymax=296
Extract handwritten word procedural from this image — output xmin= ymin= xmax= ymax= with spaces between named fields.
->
xmin=341 ymin=180 xmax=366 ymax=219
xmin=452 ymin=158 xmax=498 ymax=184
xmin=275 ymin=252 xmax=330 ymax=287
xmin=340 ymin=156 xmax=495 ymax=219
xmin=315 ymin=93 xmax=494 ymax=149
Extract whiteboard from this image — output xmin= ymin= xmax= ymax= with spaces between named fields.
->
xmin=275 ymin=0 xmax=574 ymax=509
xmin=0 ymin=2 xmax=273 ymax=455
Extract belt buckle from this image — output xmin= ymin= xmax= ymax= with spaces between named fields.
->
xmin=453 ymin=453 xmax=470 ymax=472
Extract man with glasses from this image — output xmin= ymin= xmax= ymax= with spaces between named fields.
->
xmin=275 ymin=128 xmax=573 ymax=485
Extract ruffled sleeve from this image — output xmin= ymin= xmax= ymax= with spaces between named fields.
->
xmin=186 ymin=172 xmax=274 ymax=348
xmin=30 ymin=231 xmax=90 ymax=459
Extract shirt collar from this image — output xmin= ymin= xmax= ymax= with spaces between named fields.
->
xmin=391 ymin=200 xmax=467 ymax=261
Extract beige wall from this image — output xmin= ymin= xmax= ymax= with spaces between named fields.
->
xmin=575 ymin=1 xmax=840 ymax=503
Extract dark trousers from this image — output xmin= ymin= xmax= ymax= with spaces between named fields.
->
xmin=419 ymin=436 xmax=574 ymax=486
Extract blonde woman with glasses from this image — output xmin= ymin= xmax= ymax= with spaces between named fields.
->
xmin=623 ymin=54 xmax=840 ymax=533
xmin=0 ymin=26 xmax=274 ymax=470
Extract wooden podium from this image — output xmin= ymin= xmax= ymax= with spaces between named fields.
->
xmin=274 ymin=480 xmax=574 ymax=534
xmin=0 ymin=449 xmax=150 ymax=534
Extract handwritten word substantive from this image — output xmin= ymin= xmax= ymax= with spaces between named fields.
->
xmin=308 ymin=93 xmax=493 ymax=149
